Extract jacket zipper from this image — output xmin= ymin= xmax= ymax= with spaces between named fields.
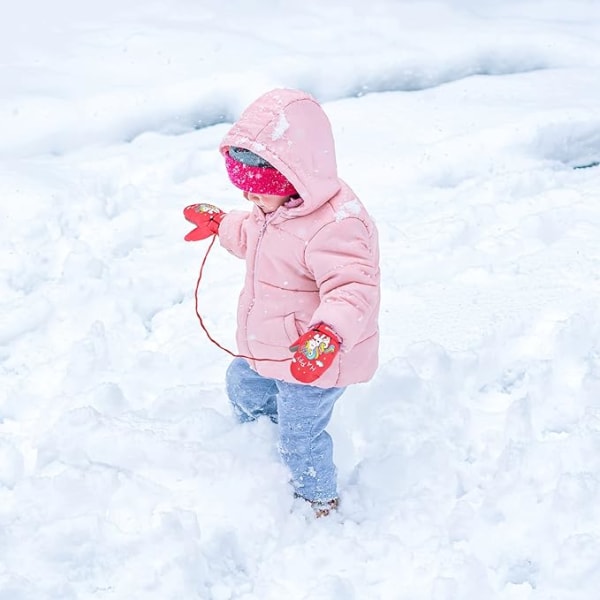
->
xmin=252 ymin=217 xmax=269 ymax=301
xmin=245 ymin=215 xmax=269 ymax=354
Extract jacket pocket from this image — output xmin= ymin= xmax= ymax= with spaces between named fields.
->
xmin=283 ymin=313 xmax=302 ymax=344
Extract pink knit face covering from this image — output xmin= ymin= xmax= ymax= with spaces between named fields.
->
xmin=225 ymin=147 xmax=297 ymax=197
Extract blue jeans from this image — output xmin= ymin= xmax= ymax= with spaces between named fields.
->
xmin=226 ymin=358 xmax=345 ymax=502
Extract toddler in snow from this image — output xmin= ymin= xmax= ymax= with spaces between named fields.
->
xmin=184 ymin=88 xmax=380 ymax=517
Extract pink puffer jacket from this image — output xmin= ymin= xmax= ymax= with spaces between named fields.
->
xmin=218 ymin=89 xmax=380 ymax=388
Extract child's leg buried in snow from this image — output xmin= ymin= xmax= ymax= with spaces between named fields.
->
xmin=225 ymin=357 xmax=345 ymax=503
xmin=226 ymin=357 xmax=279 ymax=423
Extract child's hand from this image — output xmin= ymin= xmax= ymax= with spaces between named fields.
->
xmin=183 ymin=203 xmax=226 ymax=241
xmin=289 ymin=324 xmax=341 ymax=384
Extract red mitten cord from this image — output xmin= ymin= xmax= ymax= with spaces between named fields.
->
xmin=289 ymin=324 xmax=341 ymax=384
xmin=184 ymin=203 xmax=225 ymax=241
xmin=185 ymin=207 xmax=291 ymax=365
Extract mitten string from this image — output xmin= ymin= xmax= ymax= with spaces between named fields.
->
xmin=194 ymin=235 xmax=291 ymax=363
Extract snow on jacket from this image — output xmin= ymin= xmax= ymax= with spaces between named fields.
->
xmin=218 ymin=89 xmax=380 ymax=388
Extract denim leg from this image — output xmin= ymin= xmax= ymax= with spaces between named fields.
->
xmin=225 ymin=358 xmax=279 ymax=423
xmin=276 ymin=381 xmax=345 ymax=502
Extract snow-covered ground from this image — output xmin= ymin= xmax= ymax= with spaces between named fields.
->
xmin=2 ymin=1 xmax=600 ymax=598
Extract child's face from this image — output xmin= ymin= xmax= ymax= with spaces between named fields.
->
xmin=244 ymin=191 xmax=290 ymax=214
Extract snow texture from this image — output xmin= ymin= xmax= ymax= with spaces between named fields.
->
xmin=1 ymin=1 xmax=600 ymax=598
xmin=271 ymin=111 xmax=289 ymax=142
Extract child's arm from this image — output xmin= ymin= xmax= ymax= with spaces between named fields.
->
xmin=217 ymin=210 xmax=252 ymax=259
xmin=305 ymin=218 xmax=379 ymax=351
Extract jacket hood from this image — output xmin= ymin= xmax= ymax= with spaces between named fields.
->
xmin=219 ymin=89 xmax=341 ymax=215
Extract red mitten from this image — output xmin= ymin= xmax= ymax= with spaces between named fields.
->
xmin=289 ymin=324 xmax=341 ymax=384
xmin=183 ymin=203 xmax=225 ymax=241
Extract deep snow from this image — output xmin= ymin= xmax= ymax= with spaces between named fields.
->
xmin=2 ymin=1 xmax=600 ymax=599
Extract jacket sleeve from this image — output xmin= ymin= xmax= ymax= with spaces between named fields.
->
xmin=217 ymin=210 xmax=251 ymax=259
xmin=305 ymin=217 xmax=380 ymax=351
